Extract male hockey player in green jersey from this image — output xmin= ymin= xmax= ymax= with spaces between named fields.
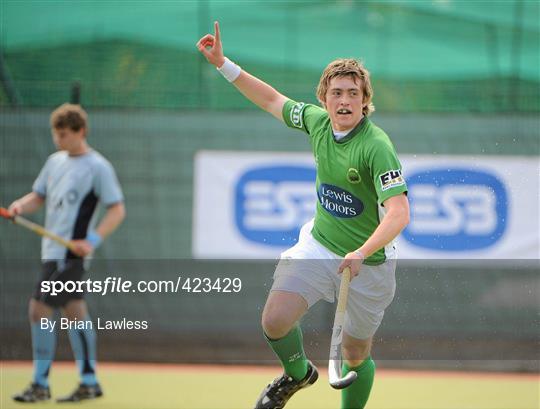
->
xmin=197 ymin=22 xmax=410 ymax=409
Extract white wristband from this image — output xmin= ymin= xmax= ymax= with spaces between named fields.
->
xmin=354 ymin=249 xmax=365 ymax=262
xmin=217 ymin=57 xmax=241 ymax=82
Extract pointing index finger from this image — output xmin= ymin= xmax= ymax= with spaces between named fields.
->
xmin=214 ymin=21 xmax=221 ymax=43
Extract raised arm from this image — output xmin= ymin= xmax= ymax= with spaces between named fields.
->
xmin=196 ymin=21 xmax=288 ymax=121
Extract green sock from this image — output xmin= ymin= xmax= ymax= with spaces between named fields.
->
xmin=340 ymin=357 xmax=376 ymax=409
xmin=265 ymin=325 xmax=308 ymax=381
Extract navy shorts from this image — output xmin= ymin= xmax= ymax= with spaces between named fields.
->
xmin=33 ymin=260 xmax=86 ymax=307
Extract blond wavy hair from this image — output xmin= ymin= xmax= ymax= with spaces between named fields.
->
xmin=316 ymin=58 xmax=375 ymax=116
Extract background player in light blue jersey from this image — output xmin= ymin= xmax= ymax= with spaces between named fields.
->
xmin=8 ymin=103 xmax=125 ymax=403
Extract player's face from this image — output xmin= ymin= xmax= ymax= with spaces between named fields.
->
xmin=325 ymin=75 xmax=365 ymax=132
xmin=52 ymin=127 xmax=86 ymax=154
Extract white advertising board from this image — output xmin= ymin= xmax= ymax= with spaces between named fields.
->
xmin=193 ymin=151 xmax=539 ymax=260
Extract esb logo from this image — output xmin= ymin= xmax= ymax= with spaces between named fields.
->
xmin=403 ymin=168 xmax=508 ymax=251
xmin=235 ymin=166 xmax=316 ymax=246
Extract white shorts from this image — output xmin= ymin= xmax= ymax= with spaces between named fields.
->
xmin=271 ymin=220 xmax=397 ymax=340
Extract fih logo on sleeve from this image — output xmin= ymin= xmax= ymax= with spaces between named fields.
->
xmin=234 ymin=165 xmax=316 ymax=246
xmin=403 ymin=168 xmax=508 ymax=251
xmin=290 ymin=102 xmax=306 ymax=129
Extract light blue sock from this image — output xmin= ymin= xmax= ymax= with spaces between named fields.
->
xmin=31 ymin=322 xmax=56 ymax=387
xmin=67 ymin=316 xmax=98 ymax=385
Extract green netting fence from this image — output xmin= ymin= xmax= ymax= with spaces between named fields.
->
xmin=1 ymin=1 xmax=539 ymax=111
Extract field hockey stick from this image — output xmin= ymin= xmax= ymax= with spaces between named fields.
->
xmin=328 ymin=266 xmax=358 ymax=389
xmin=0 ymin=207 xmax=77 ymax=252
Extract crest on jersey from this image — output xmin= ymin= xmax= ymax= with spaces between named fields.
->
xmin=66 ymin=189 xmax=79 ymax=204
xmin=290 ymin=102 xmax=305 ymax=129
xmin=347 ymin=168 xmax=361 ymax=184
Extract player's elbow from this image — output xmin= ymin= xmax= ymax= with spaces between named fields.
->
xmin=110 ymin=202 xmax=126 ymax=224
xmin=396 ymin=199 xmax=410 ymax=225
xmin=388 ymin=201 xmax=409 ymax=231
xmin=399 ymin=205 xmax=410 ymax=230
xmin=401 ymin=208 xmax=410 ymax=229
xmin=117 ymin=203 xmax=126 ymax=223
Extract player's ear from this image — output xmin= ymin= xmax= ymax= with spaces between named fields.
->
xmin=318 ymin=97 xmax=326 ymax=109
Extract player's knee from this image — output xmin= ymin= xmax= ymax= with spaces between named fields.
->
xmin=342 ymin=338 xmax=371 ymax=367
xmin=343 ymin=348 xmax=369 ymax=367
xmin=261 ymin=311 xmax=294 ymax=339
